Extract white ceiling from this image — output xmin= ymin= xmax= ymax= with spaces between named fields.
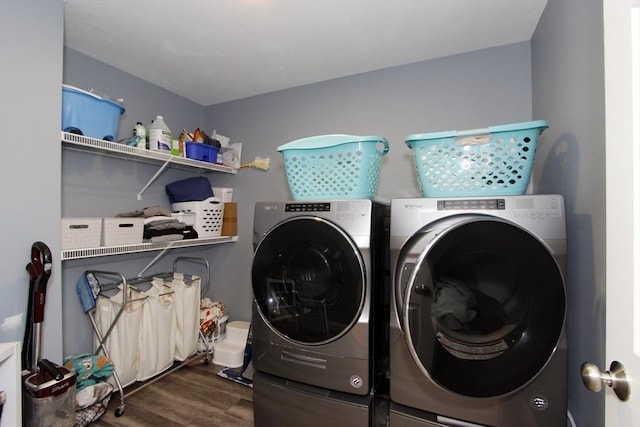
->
xmin=63 ymin=0 xmax=547 ymax=106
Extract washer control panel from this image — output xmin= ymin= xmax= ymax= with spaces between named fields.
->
xmin=284 ymin=201 xmax=371 ymax=220
xmin=285 ymin=202 xmax=331 ymax=212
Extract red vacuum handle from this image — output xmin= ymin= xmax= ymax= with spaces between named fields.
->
xmin=27 ymin=242 xmax=52 ymax=324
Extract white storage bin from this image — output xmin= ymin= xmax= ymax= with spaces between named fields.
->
xmin=102 ymin=218 xmax=144 ymax=246
xmin=61 ymin=218 xmax=102 ymax=249
xmin=212 ymin=187 xmax=233 ymax=202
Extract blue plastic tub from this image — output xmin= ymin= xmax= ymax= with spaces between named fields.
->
xmin=277 ymin=134 xmax=389 ymax=200
xmin=62 ymin=84 xmax=125 ymax=141
xmin=405 ymin=120 xmax=548 ymax=197
xmin=185 ymin=141 xmax=219 ymax=163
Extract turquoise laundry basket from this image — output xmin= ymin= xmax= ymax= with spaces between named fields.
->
xmin=405 ymin=120 xmax=548 ymax=197
xmin=277 ymin=134 xmax=389 ymax=201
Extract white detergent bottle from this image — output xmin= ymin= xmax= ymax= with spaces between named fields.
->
xmin=133 ymin=122 xmax=147 ymax=149
xmin=148 ymin=115 xmax=172 ymax=151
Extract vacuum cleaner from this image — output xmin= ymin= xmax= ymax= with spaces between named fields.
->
xmin=21 ymin=241 xmax=76 ymax=427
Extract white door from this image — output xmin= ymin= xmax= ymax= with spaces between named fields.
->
xmin=601 ymin=1 xmax=640 ymax=426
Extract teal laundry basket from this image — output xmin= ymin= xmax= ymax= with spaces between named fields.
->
xmin=405 ymin=120 xmax=548 ymax=197
xmin=277 ymin=134 xmax=389 ymax=201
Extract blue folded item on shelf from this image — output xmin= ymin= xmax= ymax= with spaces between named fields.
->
xmin=165 ymin=176 xmax=214 ymax=204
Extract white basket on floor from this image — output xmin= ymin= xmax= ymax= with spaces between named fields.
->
xmin=171 ymin=197 xmax=224 ymax=237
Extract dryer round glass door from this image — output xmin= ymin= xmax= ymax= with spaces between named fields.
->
xmin=397 ymin=217 xmax=566 ymax=397
xmin=252 ymin=216 xmax=365 ymax=345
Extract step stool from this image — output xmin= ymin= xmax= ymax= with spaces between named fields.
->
xmin=213 ymin=320 xmax=250 ymax=368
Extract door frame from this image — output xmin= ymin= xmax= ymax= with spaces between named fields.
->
xmin=603 ymin=0 xmax=640 ymax=425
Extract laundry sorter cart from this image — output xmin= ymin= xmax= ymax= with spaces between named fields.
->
xmin=75 ymin=256 xmax=210 ymax=417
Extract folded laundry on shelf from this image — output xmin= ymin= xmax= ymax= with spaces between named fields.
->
xmin=116 ymin=206 xmax=172 ymax=218
xmin=143 ymin=216 xmax=186 ymax=243
xmin=144 ymin=216 xmax=185 ymax=228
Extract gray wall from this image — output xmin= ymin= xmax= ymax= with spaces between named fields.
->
xmin=0 ymin=0 xmax=64 ymax=362
xmin=531 ymin=1 xmax=606 ymax=426
xmin=1 ymin=3 xmax=608 ymax=424
xmin=61 ymin=48 xmax=230 ymax=356
xmin=60 ymin=43 xmax=533 ymax=357
xmin=205 ymin=42 xmax=534 ymax=320
xmin=63 ymin=48 xmax=207 ymax=144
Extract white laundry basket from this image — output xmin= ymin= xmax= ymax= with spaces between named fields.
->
xmin=171 ymin=197 xmax=225 ymax=237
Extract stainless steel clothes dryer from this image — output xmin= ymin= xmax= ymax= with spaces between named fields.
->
xmin=252 ymin=200 xmax=390 ymax=396
xmin=389 ymin=195 xmax=567 ymax=427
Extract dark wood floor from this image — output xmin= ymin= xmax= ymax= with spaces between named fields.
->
xmin=92 ymin=359 xmax=253 ymax=426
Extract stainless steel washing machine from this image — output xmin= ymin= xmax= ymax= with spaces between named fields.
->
xmin=251 ymin=199 xmax=390 ymax=396
xmin=389 ymin=195 xmax=567 ymax=427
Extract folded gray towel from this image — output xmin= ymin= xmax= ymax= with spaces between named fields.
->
xmin=116 ymin=206 xmax=172 ymax=218
xmin=143 ymin=206 xmax=172 ymax=217
xmin=146 ymin=221 xmax=186 ymax=231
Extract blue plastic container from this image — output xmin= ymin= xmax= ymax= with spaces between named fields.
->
xmin=62 ymin=85 xmax=125 ymax=141
xmin=405 ymin=120 xmax=548 ymax=197
xmin=277 ymin=134 xmax=389 ymax=200
xmin=185 ymin=141 xmax=219 ymax=163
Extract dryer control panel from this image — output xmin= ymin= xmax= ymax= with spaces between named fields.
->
xmin=437 ymin=199 xmax=506 ymax=210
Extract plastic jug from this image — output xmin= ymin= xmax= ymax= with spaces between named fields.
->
xmin=148 ymin=115 xmax=172 ymax=151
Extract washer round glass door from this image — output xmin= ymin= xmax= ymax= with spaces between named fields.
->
xmin=252 ymin=216 xmax=365 ymax=345
xmin=398 ymin=216 xmax=565 ymax=397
